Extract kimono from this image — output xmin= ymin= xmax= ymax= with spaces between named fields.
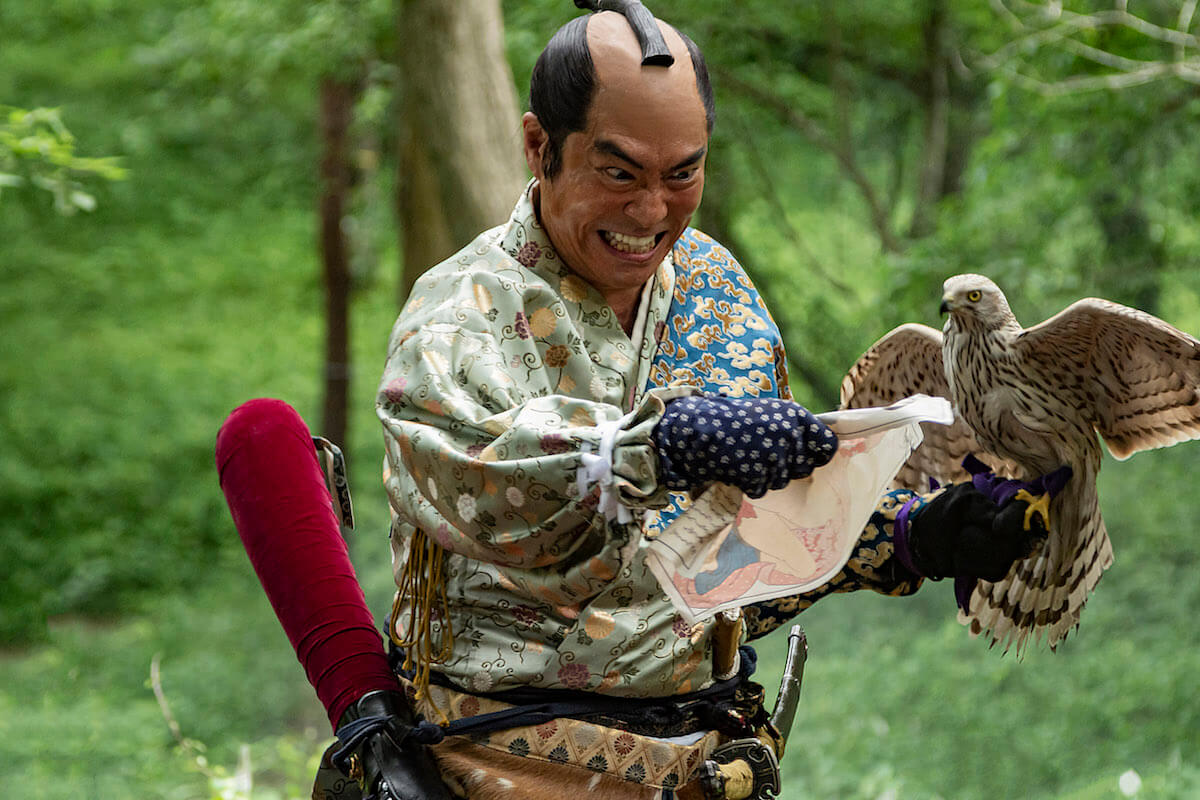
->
xmin=372 ymin=182 xmax=921 ymax=797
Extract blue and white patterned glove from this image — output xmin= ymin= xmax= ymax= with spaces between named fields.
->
xmin=654 ymin=394 xmax=838 ymax=499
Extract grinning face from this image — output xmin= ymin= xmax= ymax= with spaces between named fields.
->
xmin=522 ymin=12 xmax=709 ymax=330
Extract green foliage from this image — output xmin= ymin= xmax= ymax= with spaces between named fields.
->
xmin=0 ymin=571 xmax=336 ymax=799
xmin=135 ymin=0 xmax=393 ymax=91
xmin=897 ymin=81 xmax=1200 ymax=320
xmin=4 ymin=1 xmax=1200 ymax=797
xmin=0 ymin=105 xmax=127 ymax=213
xmin=0 ymin=0 xmax=389 ymax=641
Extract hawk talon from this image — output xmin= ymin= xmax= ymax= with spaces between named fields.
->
xmin=1013 ymin=488 xmax=1051 ymax=532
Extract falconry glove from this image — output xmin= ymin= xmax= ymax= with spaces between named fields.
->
xmin=655 ymin=394 xmax=838 ymax=499
xmin=904 ymin=450 xmax=1072 ymax=579
xmin=330 ymin=690 xmax=450 ymax=800
xmin=905 ymin=482 xmax=1046 ymax=582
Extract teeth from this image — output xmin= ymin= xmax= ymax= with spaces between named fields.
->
xmin=603 ymin=231 xmax=657 ymax=253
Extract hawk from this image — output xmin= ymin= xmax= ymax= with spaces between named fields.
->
xmin=840 ymin=273 xmax=1200 ymax=653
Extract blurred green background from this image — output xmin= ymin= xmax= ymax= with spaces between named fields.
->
xmin=2 ymin=0 xmax=1198 ymax=797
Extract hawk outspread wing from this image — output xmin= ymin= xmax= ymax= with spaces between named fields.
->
xmin=1015 ymin=298 xmax=1200 ymax=460
xmin=840 ymin=275 xmax=1200 ymax=654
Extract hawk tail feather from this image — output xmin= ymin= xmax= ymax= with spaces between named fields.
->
xmin=961 ymin=514 xmax=1112 ymax=655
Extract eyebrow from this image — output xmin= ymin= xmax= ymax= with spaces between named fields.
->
xmin=594 ymin=139 xmax=707 ymax=173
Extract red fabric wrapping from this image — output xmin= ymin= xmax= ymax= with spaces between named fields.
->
xmin=215 ymin=398 xmax=400 ymax=729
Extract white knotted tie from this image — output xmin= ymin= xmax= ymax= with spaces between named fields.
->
xmin=576 ymin=413 xmax=635 ymax=525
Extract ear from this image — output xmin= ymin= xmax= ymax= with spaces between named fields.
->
xmin=522 ymin=112 xmax=549 ymax=180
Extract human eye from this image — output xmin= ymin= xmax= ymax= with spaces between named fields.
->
xmin=668 ymin=167 xmax=698 ymax=183
xmin=603 ymin=166 xmax=634 ymax=182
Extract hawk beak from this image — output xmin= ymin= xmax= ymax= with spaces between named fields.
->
xmin=939 ymin=297 xmax=952 ymax=315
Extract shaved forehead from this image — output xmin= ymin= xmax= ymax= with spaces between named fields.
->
xmin=585 ymin=11 xmax=702 ymax=112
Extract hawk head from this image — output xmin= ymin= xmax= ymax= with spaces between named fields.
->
xmin=940 ymin=273 xmax=1017 ymax=333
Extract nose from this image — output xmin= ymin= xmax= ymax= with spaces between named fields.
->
xmin=624 ymin=185 xmax=668 ymax=229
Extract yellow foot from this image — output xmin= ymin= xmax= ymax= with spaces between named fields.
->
xmin=1013 ymin=488 xmax=1051 ymax=531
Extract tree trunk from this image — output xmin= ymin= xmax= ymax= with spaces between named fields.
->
xmin=394 ymin=0 xmax=527 ymax=301
xmin=318 ymin=77 xmax=360 ymax=449
xmin=910 ymin=0 xmax=949 ymax=238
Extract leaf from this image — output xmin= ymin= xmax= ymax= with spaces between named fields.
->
xmin=70 ymin=190 xmax=97 ymax=212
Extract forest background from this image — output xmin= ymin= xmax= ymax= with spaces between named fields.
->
xmin=2 ymin=0 xmax=1198 ymax=798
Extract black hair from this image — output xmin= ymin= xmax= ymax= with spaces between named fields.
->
xmin=528 ymin=15 xmax=716 ymax=179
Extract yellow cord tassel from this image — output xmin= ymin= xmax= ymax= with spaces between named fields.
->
xmin=392 ymin=528 xmax=454 ymax=724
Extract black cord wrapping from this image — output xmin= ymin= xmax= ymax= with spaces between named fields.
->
xmin=330 ymin=714 xmax=446 ymax=776
xmin=573 ymin=0 xmax=674 ymax=66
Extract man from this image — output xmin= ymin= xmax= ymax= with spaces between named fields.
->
xmin=216 ymin=4 xmax=1050 ymax=799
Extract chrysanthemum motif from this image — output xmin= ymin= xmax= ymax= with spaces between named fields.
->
xmin=559 ymin=275 xmax=588 ymax=303
xmin=458 ymin=696 xmax=480 ymax=718
xmin=513 ymin=311 xmax=531 ymax=340
xmin=539 ymin=434 xmax=571 ymax=455
xmin=456 ymin=493 xmax=476 ymax=523
xmin=534 ymin=720 xmax=558 ymax=740
xmin=512 ymin=604 xmax=541 ymax=625
xmin=544 ymin=344 xmax=571 ymax=368
xmin=557 ymin=662 xmax=589 ymax=689
xmin=515 ymin=241 xmax=542 ymax=268
xmin=529 ymin=307 xmax=557 ymax=338
xmin=381 ymin=377 xmax=407 ymax=403
xmin=471 ymin=670 xmax=493 ymax=692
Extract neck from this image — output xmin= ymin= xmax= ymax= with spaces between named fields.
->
xmin=610 ymin=290 xmax=641 ymax=336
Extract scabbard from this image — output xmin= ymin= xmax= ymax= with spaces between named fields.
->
xmin=768 ymin=625 xmax=807 ymax=756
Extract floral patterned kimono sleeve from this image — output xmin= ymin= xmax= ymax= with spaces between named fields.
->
xmin=377 ymin=268 xmax=682 ymax=569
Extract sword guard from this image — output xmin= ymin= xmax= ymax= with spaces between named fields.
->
xmin=699 ymin=738 xmax=781 ymax=800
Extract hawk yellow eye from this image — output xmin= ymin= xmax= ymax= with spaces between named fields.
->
xmin=967 ymin=290 xmax=983 ymax=302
